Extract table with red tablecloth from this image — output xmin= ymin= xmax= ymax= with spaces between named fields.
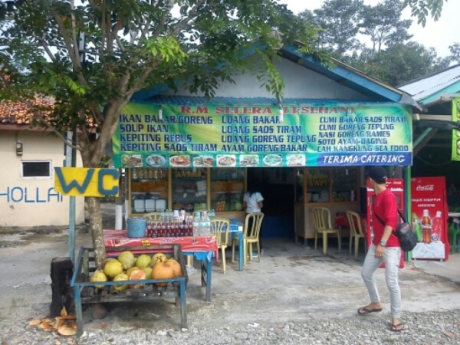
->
xmin=103 ymin=230 xmax=218 ymax=301
xmin=334 ymin=212 xmax=367 ymax=234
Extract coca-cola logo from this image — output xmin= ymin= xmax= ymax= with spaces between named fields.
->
xmin=416 ymin=185 xmax=434 ymax=191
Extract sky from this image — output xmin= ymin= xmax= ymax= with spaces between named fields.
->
xmin=278 ymin=0 xmax=460 ymax=58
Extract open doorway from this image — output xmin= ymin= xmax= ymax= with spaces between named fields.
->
xmin=246 ymin=168 xmax=295 ymax=240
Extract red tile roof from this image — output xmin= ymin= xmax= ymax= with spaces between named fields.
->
xmin=0 ymin=97 xmax=54 ymax=125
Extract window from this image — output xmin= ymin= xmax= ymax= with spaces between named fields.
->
xmin=22 ymin=161 xmax=52 ymax=178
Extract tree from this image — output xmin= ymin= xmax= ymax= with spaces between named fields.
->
xmin=350 ymin=42 xmax=450 ymax=86
xmin=448 ymin=43 xmax=460 ymax=64
xmin=297 ymin=0 xmax=448 ymax=85
xmin=403 ymin=0 xmax=446 ymax=26
xmin=0 ymin=0 xmax=318 ymax=268
xmin=298 ymin=0 xmax=363 ymax=58
xmin=359 ymin=0 xmax=412 ymax=56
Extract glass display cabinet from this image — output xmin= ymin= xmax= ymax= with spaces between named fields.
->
xmin=129 ymin=168 xmax=168 ymax=214
xmin=331 ymin=169 xmax=358 ymax=203
xmin=306 ymin=169 xmax=330 ymax=203
xmin=210 ymin=168 xmax=245 ymax=213
xmin=171 ymin=168 xmax=207 ymax=212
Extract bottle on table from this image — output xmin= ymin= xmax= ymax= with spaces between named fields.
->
xmin=201 ymin=211 xmax=210 ymax=236
xmin=193 ymin=212 xmax=200 ymax=237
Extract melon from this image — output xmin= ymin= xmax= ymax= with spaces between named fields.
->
xmin=118 ymin=251 xmax=136 ymax=270
xmin=136 ymin=254 xmax=152 ymax=269
xmin=113 ymin=273 xmax=129 ymax=291
xmin=90 ymin=270 xmax=107 ymax=289
xmin=104 ymin=260 xmax=123 ymax=279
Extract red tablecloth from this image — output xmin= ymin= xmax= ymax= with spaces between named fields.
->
xmin=103 ymin=230 xmax=219 ymax=259
xmin=335 ymin=213 xmax=367 ymax=234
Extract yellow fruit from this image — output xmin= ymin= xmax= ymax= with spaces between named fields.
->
xmin=152 ymin=253 xmax=167 ymax=266
xmin=126 ymin=266 xmax=139 ymax=278
xmin=104 ymin=260 xmax=123 ymax=279
xmin=118 ymin=251 xmax=136 ymax=270
xmin=143 ymin=267 xmax=153 ymax=280
xmin=103 ymin=258 xmax=118 ymax=266
xmin=113 ymin=273 xmax=129 ymax=291
xmin=135 ymin=254 xmax=152 ymax=269
xmin=128 ymin=269 xmax=146 ymax=289
xmin=152 ymin=261 xmax=176 ymax=287
xmin=166 ymin=258 xmax=183 ymax=278
xmin=89 ymin=270 xmax=107 ymax=289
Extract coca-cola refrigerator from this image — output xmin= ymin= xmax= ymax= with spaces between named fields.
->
xmin=366 ymin=178 xmax=405 ymax=268
xmin=411 ymin=177 xmax=450 ymax=260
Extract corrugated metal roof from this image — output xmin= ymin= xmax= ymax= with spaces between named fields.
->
xmin=398 ymin=64 xmax=460 ymax=102
xmin=142 ymin=95 xmax=401 ymax=106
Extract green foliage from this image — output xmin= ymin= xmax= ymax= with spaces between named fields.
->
xmin=0 ymin=0 xmax=319 ymax=167
xmin=448 ymin=43 xmax=460 ymax=64
xmin=349 ymin=42 xmax=450 ymax=86
xmin=403 ymin=0 xmax=446 ymax=27
xmin=298 ymin=0 xmax=449 ymax=87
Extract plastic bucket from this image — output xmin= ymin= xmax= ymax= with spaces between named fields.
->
xmin=127 ymin=217 xmax=146 ymax=238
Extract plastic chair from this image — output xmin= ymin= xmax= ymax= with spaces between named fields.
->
xmin=143 ymin=212 xmax=162 ymax=222
xmin=449 ymin=223 xmax=460 ymax=253
xmin=346 ymin=210 xmax=365 ymax=258
xmin=210 ymin=218 xmax=231 ymax=273
xmin=232 ymin=212 xmax=264 ymax=265
xmin=312 ymin=207 xmax=341 ymax=254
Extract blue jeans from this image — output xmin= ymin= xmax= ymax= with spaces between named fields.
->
xmin=361 ymin=244 xmax=402 ymax=319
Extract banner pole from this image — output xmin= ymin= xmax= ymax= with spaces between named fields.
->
xmin=404 ymin=166 xmax=412 ymax=261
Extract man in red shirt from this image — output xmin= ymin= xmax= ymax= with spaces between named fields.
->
xmin=358 ymin=166 xmax=403 ymax=332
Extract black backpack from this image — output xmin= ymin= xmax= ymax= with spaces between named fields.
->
xmin=374 ymin=210 xmax=418 ymax=252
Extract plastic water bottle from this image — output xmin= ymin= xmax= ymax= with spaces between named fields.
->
xmin=202 ymin=211 xmax=210 ymax=236
xmin=193 ymin=213 xmax=200 ymax=237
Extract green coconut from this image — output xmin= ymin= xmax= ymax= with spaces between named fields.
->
xmin=103 ymin=260 xmax=123 ymax=279
xmin=90 ymin=270 xmax=108 ymax=289
xmin=135 ymin=254 xmax=152 ymax=269
xmin=113 ymin=273 xmax=129 ymax=291
xmin=118 ymin=251 xmax=136 ymax=270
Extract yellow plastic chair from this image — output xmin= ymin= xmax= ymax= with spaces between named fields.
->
xmin=143 ymin=212 xmax=162 ymax=222
xmin=346 ymin=210 xmax=365 ymax=258
xmin=210 ymin=218 xmax=231 ymax=273
xmin=232 ymin=212 xmax=264 ymax=265
xmin=312 ymin=207 xmax=341 ymax=254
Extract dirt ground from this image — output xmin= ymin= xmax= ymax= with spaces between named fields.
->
xmin=1 ymin=204 xmax=460 ymax=333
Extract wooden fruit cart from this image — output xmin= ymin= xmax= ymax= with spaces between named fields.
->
xmin=71 ymin=244 xmax=188 ymax=336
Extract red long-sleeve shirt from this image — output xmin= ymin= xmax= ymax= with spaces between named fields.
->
xmin=372 ymin=189 xmax=400 ymax=247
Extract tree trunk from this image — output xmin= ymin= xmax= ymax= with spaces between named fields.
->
xmin=87 ymin=197 xmax=106 ymax=270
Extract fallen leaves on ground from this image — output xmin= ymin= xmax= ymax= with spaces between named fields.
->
xmin=444 ymin=331 xmax=456 ymax=338
xmin=27 ymin=307 xmax=77 ymax=336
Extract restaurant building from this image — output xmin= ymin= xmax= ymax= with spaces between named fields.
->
xmin=399 ymin=64 xmax=460 ymax=208
xmin=114 ymin=45 xmax=419 ymax=245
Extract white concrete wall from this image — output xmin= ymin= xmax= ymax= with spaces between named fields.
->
xmin=166 ymin=57 xmax=372 ymax=100
xmin=0 ymin=130 xmax=85 ymax=227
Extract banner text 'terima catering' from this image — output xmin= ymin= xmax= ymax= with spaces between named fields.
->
xmin=112 ymin=102 xmax=413 ymax=168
